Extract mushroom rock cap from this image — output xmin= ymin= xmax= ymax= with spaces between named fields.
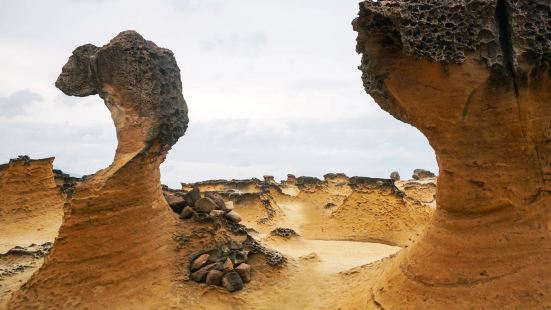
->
xmin=56 ymin=30 xmax=188 ymax=155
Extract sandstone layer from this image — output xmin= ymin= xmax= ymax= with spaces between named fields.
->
xmin=9 ymin=31 xmax=189 ymax=309
xmin=0 ymin=156 xmax=64 ymax=254
xmin=0 ymin=157 xmax=64 ymax=308
xmin=180 ymin=174 xmax=435 ymax=247
xmin=354 ymin=0 xmax=551 ymax=308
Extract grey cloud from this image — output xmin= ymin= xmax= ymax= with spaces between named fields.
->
xmin=0 ymin=90 xmax=42 ymax=116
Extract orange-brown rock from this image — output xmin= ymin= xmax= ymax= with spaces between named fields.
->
xmin=9 ymin=31 xmax=188 ymax=309
xmin=354 ymin=0 xmax=551 ymax=308
xmin=0 ymin=156 xmax=64 ymax=254
xmin=183 ymin=175 xmax=434 ymax=247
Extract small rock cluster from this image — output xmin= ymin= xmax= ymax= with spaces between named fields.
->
xmin=270 ymin=227 xmax=299 ymax=239
xmin=165 ymin=187 xmax=262 ymax=292
xmin=164 ymin=187 xmax=243 ymax=224
xmin=189 ymin=241 xmax=251 ymax=292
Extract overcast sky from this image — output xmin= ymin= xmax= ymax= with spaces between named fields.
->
xmin=0 ymin=0 xmax=437 ymax=187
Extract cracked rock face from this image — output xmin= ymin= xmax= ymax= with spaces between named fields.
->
xmin=354 ymin=0 xmax=550 ymax=308
xmin=9 ymin=31 xmax=188 ymax=309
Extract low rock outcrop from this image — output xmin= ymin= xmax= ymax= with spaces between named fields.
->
xmin=176 ymin=174 xmax=435 ymax=247
xmin=354 ymin=0 xmax=551 ymax=308
xmin=0 ymin=156 xmax=64 ymax=254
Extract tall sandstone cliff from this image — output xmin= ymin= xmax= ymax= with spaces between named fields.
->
xmin=354 ymin=1 xmax=551 ymax=308
xmin=9 ymin=31 xmax=189 ymax=309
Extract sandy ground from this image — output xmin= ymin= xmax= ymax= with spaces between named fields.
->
xmin=263 ymin=237 xmax=399 ymax=273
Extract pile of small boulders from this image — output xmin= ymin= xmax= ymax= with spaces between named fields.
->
xmin=189 ymin=241 xmax=251 ymax=292
xmin=163 ymin=187 xmax=254 ymax=291
xmin=164 ymin=186 xmax=243 ymax=224
xmin=163 ymin=186 xmax=288 ymax=291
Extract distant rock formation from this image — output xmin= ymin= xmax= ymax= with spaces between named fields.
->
xmin=174 ymin=174 xmax=435 ymax=247
xmin=0 ymin=156 xmax=64 ymax=254
xmin=411 ymin=169 xmax=435 ymax=180
xmin=9 ymin=31 xmax=188 ymax=308
xmin=354 ymin=0 xmax=551 ymax=308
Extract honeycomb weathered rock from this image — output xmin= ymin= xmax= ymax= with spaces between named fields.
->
xmin=354 ymin=0 xmax=551 ymax=308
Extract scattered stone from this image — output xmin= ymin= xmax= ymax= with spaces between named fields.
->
xmin=191 ymin=253 xmax=209 ymax=270
xmin=205 ymin=192 xmax=226 ymax=210
xmin=270 ymin=227 xmax=299 ymax=239
xmin=232 ymin=251 xmax=249 ymax=265
xmin=390 ymin=171 xmax=401 ymax=181
xmin=224 ymin=201 xmax=234 ymax=211
xmin=228 ymin=240 xmax=243 ymax=250
xmin=219 ymin=245 xmax=231 ymax=257
xmin=225 ymin=210 xmax=242 ymax=223
xmin=184 ymin=186 xmax=201 ymax=207
xmin=221 ymin=271 xmax=244 ymax=292
xmin=412 ymin=169 xmax=436 ymax=180
xmin=191 ymin=263 xmax=215 ymax=282
xmin=193 ymin=212 xmax=211 ymax=223
xmin=205 ymin=269 xmax=223 ymax=286
xmin=223 ymin=258 xmax=234 ymax=272
xmin=209 ymin=210 xmax=225 ymax=217
xmin=194 ymin=197 xmax=217 ymax=213
xmin=164 ymin=193 xmax=187 ymax=213
xmin=265 ymin=251 xmax=284 ymax=266
xmin=180 ymin=206 xmax=194 ymax=219
xmin=235 ymin=263 xmax=251 ymax=283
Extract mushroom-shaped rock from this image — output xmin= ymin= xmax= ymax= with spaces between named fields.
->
xmin=353 ymin=1 xmax=551 ymax=308
xmin=9 ymin=31 xmax=188 ymax=309
xmin=412 ymin=169 xmax=435 ymax=180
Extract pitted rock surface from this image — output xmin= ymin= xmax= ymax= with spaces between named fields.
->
xmin=354 ymin=1 xmax=551 ymax=308
xmin=56 ymin=30 xmax=188 ymax=149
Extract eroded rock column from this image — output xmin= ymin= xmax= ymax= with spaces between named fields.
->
xmin=9 ymin=31 xmax=188 ymax=309
xmin=354 ymin=1 xmax=551 ymax=308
